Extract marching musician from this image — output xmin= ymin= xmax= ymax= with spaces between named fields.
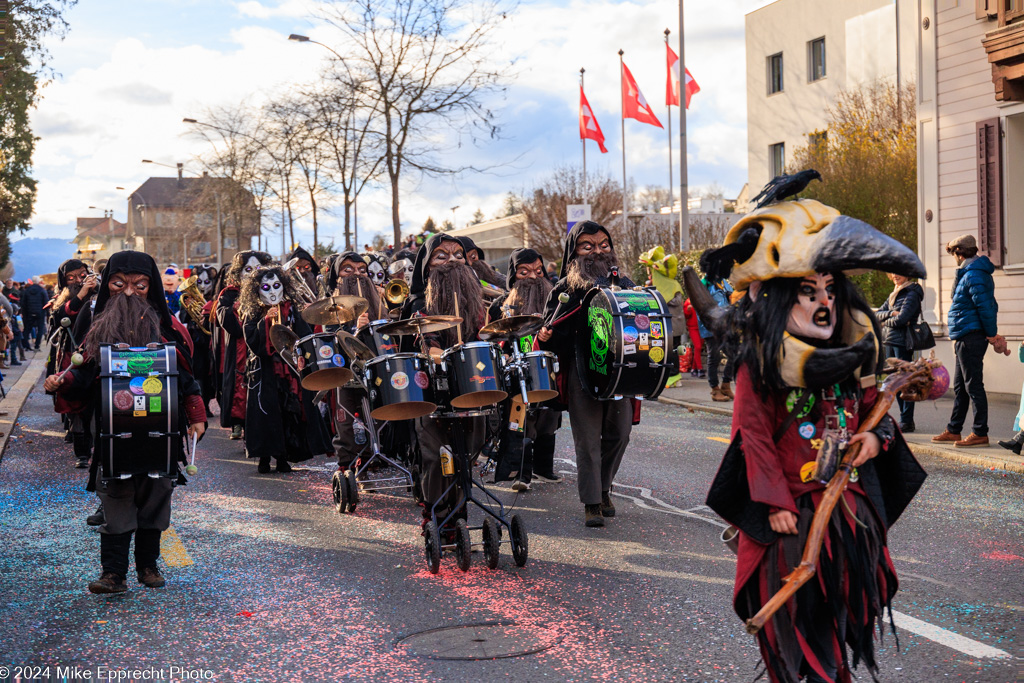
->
xmin=287 ymin=245 xmax=321 ymax=294
xmin=457 ymin=236 xmax=506 ymax=291
xmin=537 ymin=221 xmax=635 ymax=528
xmin=238 ymin=265 xmax=332 ymax=473
xmin=488 ymin=248 xmax=562 ymax=489
xmin=46 ymin=259 xmax=99 ymax=469
xmin=44 ymin=251 xmax=207 ymax=594
xmin=182 ymin=264 xmax=218 ymax=416
xmin=215 ymin=251 xmax=272 ymax=441
xmin=401 ymin=234 xmax=487 ymax=526
xmin=364 ymin=252 xmax=390 ymax=291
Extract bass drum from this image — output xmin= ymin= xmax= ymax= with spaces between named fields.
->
xmin=364 ymin=352 xmax=437 ymax=421
xmin=98 ymin=342 xmax=181 ymax=480
xmin=575 ymin=287 xmax=674 ymax=400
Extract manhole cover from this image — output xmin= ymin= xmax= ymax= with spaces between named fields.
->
xmin=396 ymin=620 xmax=563 ymax=660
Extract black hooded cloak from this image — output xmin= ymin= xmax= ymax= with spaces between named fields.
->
xmin=487 ymin=248 xmax=545 ymax=322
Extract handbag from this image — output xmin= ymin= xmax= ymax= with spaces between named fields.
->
xmin=907 ymin=317 xmax=935 ymax=351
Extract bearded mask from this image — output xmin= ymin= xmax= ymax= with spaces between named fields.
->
xmin=258 ymin=274 xmax=285 ymax=306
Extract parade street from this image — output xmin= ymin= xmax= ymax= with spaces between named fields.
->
xmin=0 ymin=362 xmax=1020 ymax=682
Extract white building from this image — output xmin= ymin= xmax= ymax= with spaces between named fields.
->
xmin=745 ymin=0 xmax=915 ymax=194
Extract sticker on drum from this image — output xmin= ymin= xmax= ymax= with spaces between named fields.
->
xmin=414 ymin=371 xmax=430 ymax=389
xmin=143 ymin=377 xmax=162 ymax=394
xmin=318 ymin=345 xmax=333 ymax=359
xmin=332 ymin=354 xmax=345 ymax=367
xmin=150 ymin=397 xmax=162 ymax=413
xmin=375 ymin=377 xmax=382 ymax=386
xmin=475 ymin=362 xmax=486 ymax=371
xmin=129 ymin=377 xmax=146 ymax=395
xmin=623 ymin=326 xmax=638 ymax=344
xmin=391 ymin=371 xmax=409 ymax=390
xmin=113 ymin=390 xmax=133 ymax=411
xmin=623 ymin=343 xmax=636 ymax=355
xmin=649 ymin=346 xmax=664 ymax=363
xmin=650 ymin=321 xmax=664 ymax=339
xmin=296 ymin=356 xmax=306 ymax=371
xmin=134 ymin=395 xmax=146 ymax=411
xmin=634 ymin=314 xmax=650 ymax=330
xmin=112 ymin=359 xmax=128 ymax=372
xmin=638 ymin=332 xmax=649 ymax=346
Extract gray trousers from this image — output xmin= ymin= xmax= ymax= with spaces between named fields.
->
xmin=415 ymin=415 xmax=485 ymax=514
xmin=332 ymin=387 xmax=367 ymax=467
xmin=566 ymin=371 xmax=633 ymax=505
xmin=98 ymin=475 xmax=173 ymax=535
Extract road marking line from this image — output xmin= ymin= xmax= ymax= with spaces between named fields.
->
xmin=160 ymin=526 xmax=193 ymax=568
xmin=611 ymin=483 xmax=729 ymax=529
xmin=706 ymin=436 xmax=731 ymax=444
xmin=890 ymin=610 xmax=1013 ymax=659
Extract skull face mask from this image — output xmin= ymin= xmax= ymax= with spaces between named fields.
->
xmin=258 ymin=273 xmax=284 ymax=306
xmin=367 ymin=259 xmax=386 ymax=287
xmin=787 ymin=273 xmax=836 ymax=340
xmin=196 ymin=270 xmax=215 ymax=297
xmin=244 ymin=256 xmax=261 ymax=277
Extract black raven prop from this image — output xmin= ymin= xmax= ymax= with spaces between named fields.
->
xmin=751 ymin=169 xmax=821 ymax=209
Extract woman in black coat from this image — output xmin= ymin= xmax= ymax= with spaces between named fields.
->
xmin=876 ymin=273 xmax=924 ymax=431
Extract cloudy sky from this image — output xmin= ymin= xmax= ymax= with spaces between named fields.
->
xmin=25 ymin=0 xmax=771 ymax=253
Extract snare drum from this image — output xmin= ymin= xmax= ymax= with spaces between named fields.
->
xmin=364 ymin=352 xmax=437 ymax=421
xmin=441 ymin=341 xmax=507 ymax=409
xmin=366 ymin=319 xmax=402 ymax=356
xmin=98 ymin=343 xmax=180 ymax=480
xmin=520 ymin=350 xmax=559 ymax=403
xmin=296 ymin=332 xmax=354 ymax=391
xmin=575 ymin=286 xmax=674 ymax=400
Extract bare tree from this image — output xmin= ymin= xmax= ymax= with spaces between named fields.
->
xmin=320 ymin=0 xmax=516 ymax=246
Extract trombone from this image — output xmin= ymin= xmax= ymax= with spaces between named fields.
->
xmin=384 ymin=278 xmax=410 ymax=306
xmin=282 ymin=257 xmax=318 ymax=305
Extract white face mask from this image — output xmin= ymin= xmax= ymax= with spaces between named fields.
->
xmin=244 ymin=256 xmax=261 ymax=276
xmin=197 ymin=271 xmax=214 ymax=296
xmin=367 ymin=261 xmax=385 ymax=286
xmin=787 ymin=273 xmax=836 ymax=340
xmin=258 ymin=274 xmax=284 ymax=306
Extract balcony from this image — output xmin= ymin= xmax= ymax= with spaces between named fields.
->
xmin=982 ymin=0 xmax=1024 ymax=101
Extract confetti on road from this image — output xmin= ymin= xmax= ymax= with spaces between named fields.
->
xmin=160 ymin=526 xmax=193 ymax=568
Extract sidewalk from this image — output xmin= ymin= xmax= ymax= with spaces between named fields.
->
xmin=659 ymin=373 xmax=1024 ymax=474
xmin=0 ymin=348 xmax=50 ymax=457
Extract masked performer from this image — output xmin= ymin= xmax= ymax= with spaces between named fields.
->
xmin=44 ymin=251 xmax=207 ymax=594
xmin=390 ymin=249 xmax=416 ymax=287
xmin=697 ymin=198 xmax=927 ymax=683
xmin=537 ymin=221 xmax=635 ymax=527
xmin=487 ymin=248 xmax=562 ymax=488
xmin=401 ymin=234 xmax=487 ymax=523
xmin=287 ymin=246 xmax=321 ymax=296
xmin=639 ymin=246 xmax=685 ymax=388
xmin=238 ymin=265 xmax=332 ymax=473
xmin=458 ymin=236 xmax=506 ymax=291
xmin=183 ymin=264 xmax=218 ymax=416
xmin=365 ymin=252 xmax=390 ymax=292
xmin=215 ymin=251 xmax=272 ymax=440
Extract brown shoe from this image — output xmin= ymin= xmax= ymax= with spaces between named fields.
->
xmin=931 ymin=430 xmax=962 ymax=443
xmin=584 ymin=504 xmax=605 ymax=527
xmin=88 ymin=572 xmax=127 ymax=594
xmin=720 ymin=382 xmax=735 ymax=399
xmin=137 ymin=566 xmax=166 ymax=588
xmin=600 ymin=491 xmax=616 ymax=518
xmin=955 ymin=433 xmax=989 ymax=448
xmin=711 ymin=387 xmax=730 ymax=402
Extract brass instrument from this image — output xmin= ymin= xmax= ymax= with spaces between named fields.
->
xmin=282 ymin=257 xmax=318 ymax=305
xmin=267 ymin=304 xmax=283 ymax=329
xmin=384 ymin=278 xmax=410 ymax=306
xmin=177 ymin=275 xmax=211 ymax=336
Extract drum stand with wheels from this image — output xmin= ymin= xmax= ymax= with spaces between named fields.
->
xmin=332 ymin=394 xmax=418 ymax=514
xmin=422 ymin=409 xmax=529 ymax=574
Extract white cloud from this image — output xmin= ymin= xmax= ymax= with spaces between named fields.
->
xmin=234 ymin=0 xmax=318 ymax=19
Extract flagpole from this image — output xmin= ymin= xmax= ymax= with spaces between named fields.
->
xmin=619 ymin=49 xmax=627 ymax=239
xmin=581 ymin=67 xmax=587 ymax=204
xmin=678 ymin=0 xmax=688 ymax=252
xmin=665 ymin=29 xmax=674 ymax=252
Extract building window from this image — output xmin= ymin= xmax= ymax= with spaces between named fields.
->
xmin=1003 ymin=112 xmax=1024 ymax=265
xmin=808 ymin=37 xmax=826 ymax=82
xmin=191 ymin=242 xmax=212 ymax=258
xmin=224 ymin=237 xmax=238 ymax=250
xmin=769 ymin=142 xmax=785 ymax=178
xmin=809 ymin=130 xmax=827 ymax=149
xmin=767 ymin=53 xmax=784 ymax=94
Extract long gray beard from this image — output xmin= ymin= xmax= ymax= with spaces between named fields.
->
xmin=504 ymin=276 xmax=553 ymax=317
xmin=84 ymin=293 xmax=161 ymax=360
xmin=337 ymin=274 xmax=382 ymax=320
xmin=426 ymin=263 xmax=484 ymax=346
xmin=564 ymin=251 xmax=619 ymax=292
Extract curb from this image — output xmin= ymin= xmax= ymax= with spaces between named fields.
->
xmin=657 ymin=395 xmax=1024 ymax=475
xmin=0 ymin=355 xmax=49 ymax=458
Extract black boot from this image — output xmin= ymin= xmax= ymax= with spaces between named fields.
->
xmin=275 ymin=459 xmax=292 ymax=473
xmin=997 ymin=431 xmax=1024 ymax=455
xmin=258 ymin=457 xmax=271 ymax=474
xmin=73 ymin=433 xmax=92 ymax=469
xmin=90 ymin=531 xmax=132 ymax=593
xmin=134 ymin=529 xmax=165 ymax=587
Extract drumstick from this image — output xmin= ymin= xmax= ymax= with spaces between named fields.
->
xmin=53 ymin=349 xmax=85 ymax=382
xmin=185 ymin=432 xmax=199 ymax=475
xmin=453 ymin=290 xmax=463 ymax=345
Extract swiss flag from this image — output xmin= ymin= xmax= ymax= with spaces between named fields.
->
xmin=667 ymin=44 xmax=700 ymax=109
xmin=579 ymin=86 xmax=608 ymax=153
xmin=621 ymin=61 xmax=662 ymax=128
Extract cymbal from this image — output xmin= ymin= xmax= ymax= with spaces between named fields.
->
xmin=270 ymin=324 xmax=300 ymax=353
xmin=300 ymin=295 xmax=368 ymax=326
xmin=375 ymin=315 xmax=462 ymax=336
xmin=478 ymin=314 xmax=544 ymax=341
xmin=336 ymin=329 xmax=375 ymax=362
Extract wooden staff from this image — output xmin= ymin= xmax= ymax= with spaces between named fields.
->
xmin=453 ymin=290 xmax=463 ymax=345
xmin=745 ymin=357 xmax=941 ymax=635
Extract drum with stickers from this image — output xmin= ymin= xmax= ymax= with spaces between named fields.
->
xmin=98 ymin=342 xmax=181 ymax=480
xmin=440 ymin=341 xmax=507 ymax=409
xmin=363 ymin=352 xmax=437 ymax=421
xmin=295 ymin=332 xmax=353 ymax=391
xmin=365 ymin=319 xmax=402 ymax=356
xmin=575 ymin=286 xmax=674 ymax=400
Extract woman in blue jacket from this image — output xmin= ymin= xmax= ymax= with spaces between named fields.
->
xmin=876 ymin=273 xmax=924 ymax=432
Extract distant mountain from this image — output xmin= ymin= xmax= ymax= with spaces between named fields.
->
xmin=10 ymin=238 xmax=76 ymax=280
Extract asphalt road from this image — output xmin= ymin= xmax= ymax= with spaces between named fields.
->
xmin=0 ymin=374 xmax=1021 ymax=682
